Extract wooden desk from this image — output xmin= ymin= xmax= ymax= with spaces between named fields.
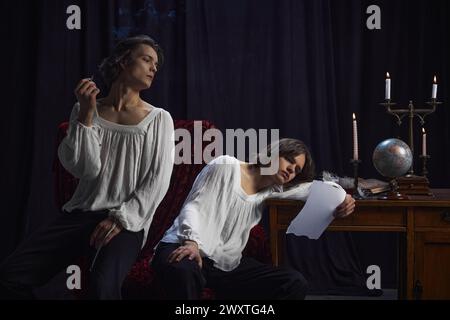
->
xmin=266 ymin=189 xmax=450 ymax=300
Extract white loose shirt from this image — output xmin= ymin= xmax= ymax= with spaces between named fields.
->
xmin=160 ymin=155 xmax=312 ymax=271
xmin=58 ymin=102 xmax=175 ymax=247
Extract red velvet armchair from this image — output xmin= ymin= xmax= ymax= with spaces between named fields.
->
xmin=52 ymin=119 xmax=272 ymax=299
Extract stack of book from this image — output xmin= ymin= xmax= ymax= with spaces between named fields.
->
xmin=330 ymin=173 xmax=390 ymax=197
xmin=396 ymin=175 xmax=433 ymax=196
xmin=358 ymin=178 xmax=390 ymax=196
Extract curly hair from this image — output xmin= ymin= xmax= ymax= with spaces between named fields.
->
xmin=98 ymin=35 xmax=164 ymax=88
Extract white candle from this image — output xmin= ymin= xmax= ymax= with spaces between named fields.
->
xmin=432 ymin=75 xmax=437 ymax=99
xmin=385 ymin=72 xmax=391 ymax=100
xmin=422 ymin=128 xmax=427 ymax=156
xmin=352 ymin=113 xmax=358 ymax=160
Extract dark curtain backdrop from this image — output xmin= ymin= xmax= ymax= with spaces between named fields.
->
xmin=1 ymin=0 xmax=449 ymax=296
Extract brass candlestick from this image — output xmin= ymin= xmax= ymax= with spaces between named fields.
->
xmin=419 ymin=154 xmax=430 ymax=177
xmin=379 ymin=98 xmax=442 ymax=176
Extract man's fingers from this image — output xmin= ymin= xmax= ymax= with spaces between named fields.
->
xmin=75 ymin=78 xmax=91 ymax=92
xmin=339 ymin=199 xmax=354 ymax=212
xmin=168 ymin=247 xmax=187 ymax=263
xmin=168 ymin=252 xmax=176 ymax=263
xmin=335 ymin=205 xmax=347 ymax=216
xmin=90 ymin=218 xmax=119 ymax=248
xmin=84 ymin=86 xmax=97 ymax=98
xmin=103 ymin=228 xmax=120 ymax=246
xmin=78 ymin=81 xmax=95 ymax=95
xmin=341 ymin=209 xmax=353 ymax=218
xmin=90 ymin=225 xmax=102 ymax=247
xmin=186 ymin=250 xmax=202 ymax=268
xmin=85 ymin=84 xmax=98 ymax=94
xmin=336 ymin=203 xmax=355 ymax=218
xmin=340 ymin=203 xmax=354 ymax=213
xmin=94 ymin=226 xmax=109 ymax=249
xmin=174 ymin=251 xmax=188 ymax=262
xmin=80 ymin=83 xmax=96 ymax=96
xmin=78 ymin=82 xmax=98 ymax=98
xmin=169 ymin=247 xmax=199 ymax=263
xmin=338 ymin=203 xmax=351 ymax=213
xmin=93 ymin=88 xmax=101 ymax=99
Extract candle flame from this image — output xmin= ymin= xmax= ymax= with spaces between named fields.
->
xmin=422 ymin=128 xmax=426 ymax=134
xmin=352 ymin=113 xmax=356 ymax=120
xmin=433 ymin=75 xmax=437 ymax=83
xmin=386 ymin=72 xmax=390 ymax=78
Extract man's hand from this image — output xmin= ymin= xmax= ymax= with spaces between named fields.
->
xmin=168 ymin=240 xmax=202 ymax=269
xmin=90 ymin=217 xmax=123 ymax=249
xmin=334 ymin=194 xmax=356 ymax=218
xmin=74 ymin=77 xmax=100 ymax=126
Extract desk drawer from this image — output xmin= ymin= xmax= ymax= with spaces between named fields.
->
xmin=350 ymin=206 xmax=406 ymax=226
xmin=276 ymin=205 xmax=303 ymax=225
xmin=274 ymin=205 xmax=406 ymax=226
xmin=415 ymin=208 xmax=450 ymax=228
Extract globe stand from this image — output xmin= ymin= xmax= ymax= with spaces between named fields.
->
xmin=350 ymin=159 xmax=364 ymax=199
xmin=378 ymin=179 xmax=408 ymax=200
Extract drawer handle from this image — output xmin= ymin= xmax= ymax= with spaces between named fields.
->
xmin=442 ymin=211 xmax=450 ymax=223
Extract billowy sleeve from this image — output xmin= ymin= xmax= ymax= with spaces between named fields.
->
xmin=269 ymin=182 xmax=313 ymax=201
xmin=109 ymin=110 xmax=175 ymax=232
xmin=57 ymin=103 xmax=102 ymax=180
xmin=175 ymin=160 xmax=228 ymax=254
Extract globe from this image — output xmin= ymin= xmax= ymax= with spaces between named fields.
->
xmin=372 ymin=138 xmax=413 ymax=178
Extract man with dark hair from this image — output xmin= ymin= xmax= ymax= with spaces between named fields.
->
xmin=99 ymin=35 xmax=164 ymax=89
xmin=152 ymin=140 xmax=355 ymax=300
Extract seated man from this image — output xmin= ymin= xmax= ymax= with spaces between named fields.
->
xmin=152 ymin=138 xmax=355 ymax=299
xmin=0 ymin=35 xmax=174 ymax=300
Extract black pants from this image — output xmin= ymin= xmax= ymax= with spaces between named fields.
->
xmin=0 ymin=211 xmax=143 ymax=300
xmin=152 ymin=242 xmax=308 ymax=300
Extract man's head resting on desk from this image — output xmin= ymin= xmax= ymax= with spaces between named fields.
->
xmin=250 ymin=138 xmax=315 ymax=189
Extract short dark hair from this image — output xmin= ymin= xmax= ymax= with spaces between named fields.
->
xmin=252 ymin=138 xmax=315 ymax=188
xmin=98 ymin=35 xmax=164 ymax=88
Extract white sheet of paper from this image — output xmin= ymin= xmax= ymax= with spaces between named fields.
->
xmin=286 ymin=180 xmax=346 ymax=239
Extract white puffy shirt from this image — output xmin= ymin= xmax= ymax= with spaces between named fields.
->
xmin=160 ymin=155 xmax=312 ymax=271
xmin=58 ymin=102 xmax=175 ymax=247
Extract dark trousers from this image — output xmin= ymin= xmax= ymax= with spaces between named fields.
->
xmin=152 ymin=242 xmax=308 ymax=300
xmin=0 ymin=211 xmax=143 ymax=300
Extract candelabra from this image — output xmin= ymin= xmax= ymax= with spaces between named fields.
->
xmin=379 ymin=98 xmax=441 ymax=197
xmin=379 ymin=99 xmax=442 ymax=176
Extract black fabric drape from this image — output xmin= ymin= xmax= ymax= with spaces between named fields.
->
xmin=1 ymin=0 xmax=449 ymax=297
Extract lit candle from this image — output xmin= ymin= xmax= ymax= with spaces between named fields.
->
xmin=432 ymin=75 xmax=437 ymax=99
xmin=422 ymin=128 xmax=427 ymax=156
xmin=352 ymin=113 xmax=359 ymax=160
xmin=385 ymin=72 xmax=391 ymax=100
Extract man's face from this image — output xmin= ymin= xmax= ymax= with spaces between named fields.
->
xmin=273 ymin=154 xmax=306 ymax=185
xmin=122 ymin=44 xmax=159 ymax=90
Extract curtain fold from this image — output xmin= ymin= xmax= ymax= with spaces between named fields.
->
xmin=1 ymin=0 xmax=449 ymax=295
